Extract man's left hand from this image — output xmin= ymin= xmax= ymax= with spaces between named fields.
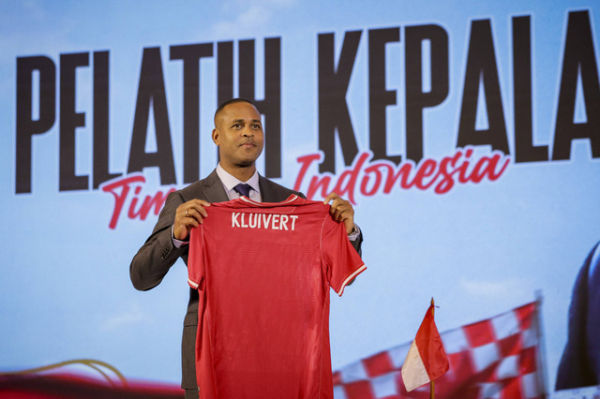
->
xmin=324 ymin=192 xmax=355 ymax=234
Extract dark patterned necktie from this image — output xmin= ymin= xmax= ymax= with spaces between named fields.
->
xmin=234 ymin=183 xmax=252 ymax=198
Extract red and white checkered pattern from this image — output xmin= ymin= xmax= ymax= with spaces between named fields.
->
xmin=333 ymin=302 xmax=544 ymax=399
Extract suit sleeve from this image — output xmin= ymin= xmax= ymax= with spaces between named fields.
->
xmin=129 ymin=191 xmax=187 ymax=291
xmin=349 ymin=228 xmax=363 ymax=257
xmin=321 ymin=213 xmax=366 ymax=296
xmin=555 ymin=242 xmax=600 ymax=389
xmin=187 ymin=227 xmax=204 ymax=289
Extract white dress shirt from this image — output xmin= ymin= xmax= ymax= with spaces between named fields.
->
xmin=215 ymin=163 xmax=261 ymax=202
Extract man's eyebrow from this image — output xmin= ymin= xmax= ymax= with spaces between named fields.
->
xmin=231 ymin=118 xmax=262 ymax=123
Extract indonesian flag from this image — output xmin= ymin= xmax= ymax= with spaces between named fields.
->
xmin=401 ymin=304 xmax=450 ymax=391
xmin=332 ymin=301 xmax=543 ymax=399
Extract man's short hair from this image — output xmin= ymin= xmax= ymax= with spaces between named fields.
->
xmin=214 ymin=98 xmax=260 ymax=123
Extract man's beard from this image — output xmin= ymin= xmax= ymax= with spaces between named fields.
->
xmin=235 ymin=160 xmax=254 ymax=168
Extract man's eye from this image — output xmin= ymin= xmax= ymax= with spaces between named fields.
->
xmin=232 ymin=123 xmax=241 ymax=128
xmin=253 ymin=124 xmax=261 ymax=129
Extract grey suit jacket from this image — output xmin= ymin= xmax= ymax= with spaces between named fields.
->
xmin=129 ymin=170 xmax=363 ymax=389
xmin=556 ymin=241 xmax=600 ymax=390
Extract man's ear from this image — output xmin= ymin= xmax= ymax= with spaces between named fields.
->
xmin=212 ymin=128 xmax=219 ymax=145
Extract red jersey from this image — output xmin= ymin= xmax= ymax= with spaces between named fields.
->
xmin=187 ymin=195 xmax=365 ymax=399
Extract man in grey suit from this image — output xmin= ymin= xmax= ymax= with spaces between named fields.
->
xmin=130 ymin=98 xmax=363 ymax=399
xmin=556 ymin=241 xmax=600 ymax=390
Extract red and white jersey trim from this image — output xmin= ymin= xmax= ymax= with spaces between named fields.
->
xmin=336 ymin=264 xmax=366 ymax=296
xmin=239 ymin=194 xmax=300 ymax=206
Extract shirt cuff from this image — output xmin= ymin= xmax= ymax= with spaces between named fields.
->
xmin=347 ymin=224 xmax=360 ymax=241
xmin=172 ymin=225 xmax=189 ymax=248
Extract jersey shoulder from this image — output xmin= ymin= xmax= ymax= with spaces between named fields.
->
xmin=259 ymin=176 xmax=306 ymax=201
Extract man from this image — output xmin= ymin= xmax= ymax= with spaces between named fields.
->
xmin=130 ymin=98 xmax=363 ymax=398
xmin=556 ymin=241 xmax=600 ymax=390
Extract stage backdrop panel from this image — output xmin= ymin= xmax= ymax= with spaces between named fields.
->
xmin=1 ymin=0 xmax=599 ymax=394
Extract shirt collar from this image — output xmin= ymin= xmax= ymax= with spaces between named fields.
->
xmin=216 ymin=163 xmax=260 ymax=193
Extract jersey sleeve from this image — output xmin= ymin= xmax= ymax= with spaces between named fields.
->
xmin=187 ymin=227 xmax=204 ymax=289
xmin=321 ymin=212 xmax=366 ymax=296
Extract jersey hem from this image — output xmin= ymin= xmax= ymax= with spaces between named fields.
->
xmin=336 ymin=264 xmax=366 ymax=296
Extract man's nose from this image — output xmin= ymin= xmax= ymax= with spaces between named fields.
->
xmin=241 ymin=126 xmax=254 ymax=136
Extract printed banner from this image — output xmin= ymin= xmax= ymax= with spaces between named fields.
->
xmin=1 ymin=0 xmax=599 ymax=395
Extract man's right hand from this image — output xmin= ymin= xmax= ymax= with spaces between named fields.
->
xmin=173 ymin=199 xmax=211 ymax=241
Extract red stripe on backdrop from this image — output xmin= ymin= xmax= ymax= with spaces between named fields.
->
xmin=519 ymin=347 xmax=537 ymax=375
xmin=514 ymin=303 xmax=535 ymax=330
xmin=497 ymin=333 xmax=522 ymax=357
xmin=363 ymin=351 xmax=395 ymax=378
xmin=462 ymin=319 xmax=495 ymax=348
xmin=344 ymin=380 xmax=376 ymax=399
xmin=500 ymin=376 xmax=523 ymax=399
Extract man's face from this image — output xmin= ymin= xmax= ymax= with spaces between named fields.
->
xmin=212 ymin=101 xmax=264 ymax=169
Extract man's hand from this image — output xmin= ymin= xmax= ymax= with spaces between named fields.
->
xmin=323 ymin=192 xmax=355 ymax=234
xmin=173 ymin=199 xmax=211 ymax=240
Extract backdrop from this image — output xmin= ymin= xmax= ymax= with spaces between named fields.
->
xmin=2 ymin=0 xmax=599 ymax=395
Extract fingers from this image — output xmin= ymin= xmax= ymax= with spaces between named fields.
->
xmin=324 ymin=192 xmax=350 ymax=216
xmin=184 ymin=207 xmax=205 ymax=223
xmin=330 ymin=199 xmax=353 ymax=221
xmin=324 ymin=192 xmax=355 ymax=229
xmin=323 ymin=192 xmax=340 ymax=205
xmin=173 ymin=200 xmax=211 ymax=240
xmin=179 ymin=200 xmax=210 ymax=221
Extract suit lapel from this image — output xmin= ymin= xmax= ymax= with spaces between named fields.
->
xmin=185 ymin=170 xmax=291 ymax=203
xmin=259 ymin=175 xmax=289 ymax=203
xmin=202 ymin=170 xmax=229 ymax=202
xmin=183 ymin=170 xmax=229 ymax=203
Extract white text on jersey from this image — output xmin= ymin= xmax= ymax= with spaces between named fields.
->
xmin=231 ymin=212 xmax=299 ymax=231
